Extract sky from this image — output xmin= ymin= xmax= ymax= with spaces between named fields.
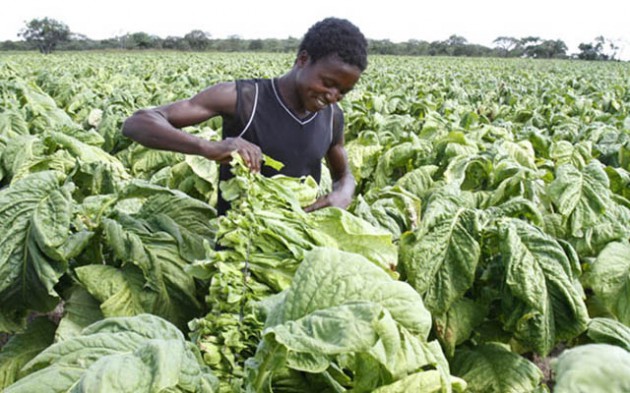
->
xmin=2 ymin=0 xmax=629 ymax=60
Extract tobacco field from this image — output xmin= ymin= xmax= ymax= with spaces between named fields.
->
xmin=0 ymin=52 xmax=629 ymax=392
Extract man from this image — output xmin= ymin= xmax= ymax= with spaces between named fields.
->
xmin=122 ymin=17 xmax=368 ymax=215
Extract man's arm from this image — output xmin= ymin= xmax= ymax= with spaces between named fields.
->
xmin=304 ymin=107 xmax=355 ymax=212
xmin=304 ymin=142 xmax=355 ymax=212
xmin=122 ymin=82 xmax=263 ymax=171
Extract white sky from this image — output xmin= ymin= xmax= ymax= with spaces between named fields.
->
xmin=1 ymin=0 xmax=629 ymax=60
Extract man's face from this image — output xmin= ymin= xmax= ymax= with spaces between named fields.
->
xmin=295 ymin=53 xmax=362 ymax=113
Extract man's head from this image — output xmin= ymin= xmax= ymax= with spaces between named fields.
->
xmin=298 ymin=17 xmax=368 ymax=72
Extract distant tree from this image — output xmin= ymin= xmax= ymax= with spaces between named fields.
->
xmin=283 ymin=37 xmax=300 ymax=52
xmin=18 ymin=17 xmax=71 ymax=54
xmin=60 ymin=33 xmax=102 ymax=51
xmin=260 ymin=38 xmax=283 ymax=52
xmin=225 ymin=35 xmax=245 ymax=51
xmin=404 ymin=39 xmax=430 ymax=56
xmin=248 ymin=39 xmax=263 ymax=51
xmin=0 ymin=40 xmax=28 ymax=51
xmin=577 ymin=42 xmax=600 ymax=60
xmin=577 ymin=36 xmax=619 ymax=60
xmin=445 ymin=35 xmax=468 ymax=56
xmin=184 ymin=30 xmax=211 ymax=51
xmin=464 ymin=44 xmax=494 ymax=57
xmin=428 ymin=40 xmax=448 ymax=56
xmin=529 ymin=39 xmax=568 ymax=59
xmin=369 ymin=39 xmax=398 ymax=55
xmin=493 ymin=36 xmax=520 ymax=57
xmin=163 ymin=36 xmax=179 ymax=50
xmin=446 ymin=35 xmax=467 ymax=46
xmin=547 ymin=39 xmax=569 ymax=58
xmin=163 ymin=36 xmax=190 ymax=51
xmin=519 ymin=36 xmax=541 ymax=58
xmin=126 ymin=32 xmax=158 ymax=49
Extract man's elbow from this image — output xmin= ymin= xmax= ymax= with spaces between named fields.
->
xmin=121 ymin=109 xmax=150 ymax=139
xmin=121 ymin=119 xmax=133 ymax=139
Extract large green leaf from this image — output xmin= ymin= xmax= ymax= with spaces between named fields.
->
xmin=4 ymin=314 xmax=218 ymax=393
xmin=499 ymin=140 xmax=537 ymax=170
xmin=351 ymin=186 xmax=422 ymax=241
xmin=0 ymin=171 xmax=73 ymax=332
xmin=137 ymin=193 xmax=216 ymax=260
xmin=271 ymin=248 xmax=431 ymax=336
xmin=572 ymin=202 xmax=630 ymax=257
xmin=126 ymin=144 xmax=183 ymax=178
xmin=498 ymin=218 xmax=589 ymax=355
xmin=373 ymin=140 xmax=433 ymax=188
xmin=13 ymin=80 xmax=76 ymax=134
xmin=451 ymin=343 xmax=544 ymax=393
xmin=393 ymin=165 xmax=438 ymax=199
xmin=444 ymin=154 xmax=493 ymax=191
xmin=311 ymin=207 xmax=398 ymax=273
xmin=371 ymin=370 xmax=467 ymax=393
xmin=549 ymin=140 xmax=592 ymax=169
xmin=548 ymin=162 xmax=611 ymax=237
xmin=75 ymin=265 xmax=148 ymax=318
xmin=587 ymin=318 xmax=630 ymax=351
xmin=246 ymin=247 xmax=447 ymax=392
xmin=0 ymin=109 xmax=29 ymax=138
xmin=102 ymin=215 xmax=203 ymax=329
xmin=399 ymin=206 xmax=480 ymax=315
xmin=552 ymin=344 xmax=630 ymax=393
xmin=345 ymin=138 xmax=383 ymax=186
xmin=584 ymin=241 xmax=630 ymax=325
xmin=45 ymin=131 xmax=130 ymax=183
xmin=55 ymin=286 xmax=104 ymax=342
xmin=1 ymin=135 xmax=43 ymax=180
xmin=0 ymin=317 xmax=56 ymax=389
xmin=434 ymin=298 xmax=487 ymax=357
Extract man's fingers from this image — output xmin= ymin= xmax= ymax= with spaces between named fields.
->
xmin=253 ymin=151 xmax=262 ymax=172
xmin=239 ymin=148 xmax=261 ymax=173
xmin=303 ymin=196 xmax=329 ymax=213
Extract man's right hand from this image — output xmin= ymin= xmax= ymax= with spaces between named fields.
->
xmin=204 ymin=137 xmax=263 ymax=173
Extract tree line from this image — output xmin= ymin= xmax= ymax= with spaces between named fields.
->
xmin=1 ymin=17 xmax=622 ymax=61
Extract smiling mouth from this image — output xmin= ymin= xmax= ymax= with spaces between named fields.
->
xmin=315 ymin=97 xmax=328 ymax=109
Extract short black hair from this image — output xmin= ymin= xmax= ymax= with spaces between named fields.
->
xmin=298 ymin=17 xmax=368 ymax=71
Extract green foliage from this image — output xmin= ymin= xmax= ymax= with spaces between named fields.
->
xmin=188 ymin=156 xmax=401 ymax=390
xmin=451 ymin=343 xmax=546 ymax=392
xmin=587 ymin=318 xmax=630 ymax=351
xmin=0 ymin=172 xmax=75 ymax=331
xmin=0 ymin=317 xmax=56 ymax=389
xmin=1 ymin=52 xmax=629 ymax=392
xmin=4 ymin=314 xmax=219 ymax=392
xmin=583 ymin=242 xmax=630 ymax=325
xmin=552 ymin=344 xmax=630 ymax=393
xmin=245 ymin=247 xmax=460 ymax=392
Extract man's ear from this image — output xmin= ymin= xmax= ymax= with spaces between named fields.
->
xmin=296 ymin=50 xmax=310 ymax=67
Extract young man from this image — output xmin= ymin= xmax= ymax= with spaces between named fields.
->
xmin=122 ymin=17 xmax=368 ymax=215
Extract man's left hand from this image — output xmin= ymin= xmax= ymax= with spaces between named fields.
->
xmin=303 ymin=191 xmax=352 ymax=213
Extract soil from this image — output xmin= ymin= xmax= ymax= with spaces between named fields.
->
xmin=529 ymin=344 xmax=567 ymax=390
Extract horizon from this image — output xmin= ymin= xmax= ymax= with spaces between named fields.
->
xmin=1 ymin=0 xmax=628 ymax=60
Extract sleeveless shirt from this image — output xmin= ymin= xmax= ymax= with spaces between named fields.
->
xmin=217 ymin=78 xmax=344 ymax=214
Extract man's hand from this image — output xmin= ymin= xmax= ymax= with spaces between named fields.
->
xmin=308 ymin=132 xmax=356 ymax=213
xmin=303 ymin=190 xmax=352 ymax=212
xmin=204 ymin=137 xmax=263 ymax=172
